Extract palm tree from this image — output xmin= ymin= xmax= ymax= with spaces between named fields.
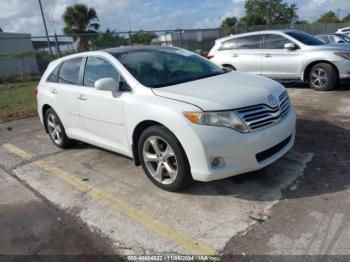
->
xmin=63 ymin=4 xmax=100 ymax=52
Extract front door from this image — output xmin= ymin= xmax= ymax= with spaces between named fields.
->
xmin=78 ymin=56 xmax=129 ymax=155
xmin=261 ymin=34 xmax=303 ymax=79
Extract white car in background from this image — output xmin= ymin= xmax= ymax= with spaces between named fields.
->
xmin=337 ymin=27 xmax=350 ymax=37
xmin=37 ymin=46 xmax=295 ymax=191
xmin=208 ymin=29 xmax=350 ymax=91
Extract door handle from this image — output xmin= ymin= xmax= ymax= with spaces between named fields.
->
xmin=265 ymin=54 xmax=272 ymax=58
xmin=78 ymin=94 xmax=87 ymax=101
xmin=50 ymin=88 xmax=57 ymax=94
xmin=232 ymin=54 xmax=239 ymax=58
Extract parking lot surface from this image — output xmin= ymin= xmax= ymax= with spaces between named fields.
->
xmin=0 ymin=84 xmax=349 ymax=257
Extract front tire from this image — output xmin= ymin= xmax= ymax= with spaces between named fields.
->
xmin=138 ymin=125 xmax=193 ymax=191
xmin=45 ymin=108 xmax=74 ymax=149
xmin=309 ymin=63 xmax=337 ymax=91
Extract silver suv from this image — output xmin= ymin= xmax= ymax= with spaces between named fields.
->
xmin=208 ymin=30 xmax=350 ymax=91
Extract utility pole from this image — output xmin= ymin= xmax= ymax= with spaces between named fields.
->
xmin=38 ymin=0 xmax=53 ymax=56
xmin=128 ymin=15 xmax=132 ymax=46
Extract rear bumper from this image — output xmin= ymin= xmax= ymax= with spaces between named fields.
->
xmin=174 ymin=109 xmax=296 ymax=182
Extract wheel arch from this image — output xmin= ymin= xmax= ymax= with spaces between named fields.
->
xmin=42 ymin=104 xmax=52 ymax=133
xmin=132 ymin=120 xmax=165 ymax=166
xmin=222 ymin=64 xmax=236 ymax=70
xmin=131 ymin=120 xmax=190 ymax=168
xmin=303 ymin=60 xmax=339 ymax=82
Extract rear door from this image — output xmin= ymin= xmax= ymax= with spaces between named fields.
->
xmin=261 ymin=34 xmax=303 ymax=79
xmin=78 ymin=56 xmax=129 ymax=155
xmin=230 ymin=35 xmax=263 ymax=75
xmin=52 ymin=57 xmax=84 ymax=133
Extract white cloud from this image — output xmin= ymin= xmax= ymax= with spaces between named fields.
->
xmin=194 ymin=1 xmax=244 ymax=29
xmin=297 ymin=0 xmax=350 ymax=22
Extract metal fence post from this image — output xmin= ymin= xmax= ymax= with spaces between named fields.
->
xmin=179 ymin=29 xmax=183 ymax=48
xmin=54 ymin=33 xmax=61 ymax=57
xmin=128 ymin=31 xmax=132 ymax=46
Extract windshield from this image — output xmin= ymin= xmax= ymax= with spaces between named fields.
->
xmin=286 ymin=31 xmax=325 ymax=46
xmin=337 ymin=34 xmax=350 ymax=43
xmin=112 ymin=48 xmax=227 ymax=88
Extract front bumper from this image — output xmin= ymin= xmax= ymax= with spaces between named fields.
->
xmin=334 ymin=59 xmax=350 ymax=79
xmin=174 ymin=108 xmax=296 ymax=182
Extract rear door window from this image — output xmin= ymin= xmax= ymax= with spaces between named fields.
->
xmin=58 ymin=58 xmax=83 ymax=85
xmin=236 ymin=35 xmax=262 ymax=49
xmin=219 ymin=39 xmax=239 ymax=51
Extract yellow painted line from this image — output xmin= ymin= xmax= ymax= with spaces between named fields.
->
xmin=3 ymin=143 xmax=32 ymax=160
xmin=4 ymin=144 xmax=215 ymax=255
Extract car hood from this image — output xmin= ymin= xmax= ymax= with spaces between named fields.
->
xmin=306 ymin=43 xmax=350 ymax=51
xmin=152 ymin=72 xmax=285 ymax=111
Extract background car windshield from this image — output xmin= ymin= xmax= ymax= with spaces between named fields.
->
xmin=337 ymin=34 xmax=350 ymax=43
xmin=112 ymin=48 xmax=226 ymax=88
xmin=286 ymin=31 xmax=325 ymax=46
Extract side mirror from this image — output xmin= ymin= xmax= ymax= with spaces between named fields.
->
xmin=337 ymin=40 xmax=345 ymax=43
xmin=284 ymin=43 xmax=296 ymax=50
xmin=94 ymin=78 xmax=119 ymax=92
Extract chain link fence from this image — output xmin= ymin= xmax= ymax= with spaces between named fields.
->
xmin=228 ymin=22 xmax=350 ymax=36
xmin=1 ymin=23 xmax=350 ymax=80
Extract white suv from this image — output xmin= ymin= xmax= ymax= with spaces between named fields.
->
xmin=209 ymin=30 xmax=350 ymax=91
xmin=37 ymin=46 xmax=296 ymax=191
xmin=337 ymin=27 xmax=350 ymax=37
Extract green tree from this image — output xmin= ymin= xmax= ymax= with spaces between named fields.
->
xmin=243 ymin=0 xmax=298 ymax=25
xmin=220 ymin=17 xmax=238 ymax=35
xmin=90 ymin=29 xmax=128 ymax=50
xmin=130 ymin=31 xmax=157 ymax=45
xmin=63 ymin=4 xmax=100 ymax=52
xmin=342 ymin=14 xmax=350 ymax=23
xmin=316 ymin=11 xmax=340 ymax=23
xmin=294 ymin=19 xmax=309 ymax=24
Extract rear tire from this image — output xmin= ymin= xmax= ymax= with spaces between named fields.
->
xmin=45 ymin=108 xmax=74 ymax=149
xmin=138 ymin=125 xmax=193 ymax=192
xmin=308 ymin=63 xmax=337 ymax=91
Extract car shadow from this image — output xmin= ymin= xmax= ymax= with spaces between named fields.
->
xmin=282 ymin=81 xmax=350 ymax=92
xmin=182 ymin=118 xmax=350 ymax=202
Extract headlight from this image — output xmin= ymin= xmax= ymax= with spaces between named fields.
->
xmin=183 ymin=111 xmax=249 ymax=133
xmin=335 ymin=52 xmax=350 ymax=60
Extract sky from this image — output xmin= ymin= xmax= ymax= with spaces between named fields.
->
xmin=1 ymin=0 xmax=350 ymax=36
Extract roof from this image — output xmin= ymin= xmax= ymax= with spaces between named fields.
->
xmin=105 ymin=45 xmax=177 ymax=54
xmin=216 ymin=29 xmax=301 ymax=42
xmin=0 ymin=32 xmax=31 ymax=38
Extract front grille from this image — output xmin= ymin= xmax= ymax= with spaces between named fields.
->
xmin=234 ymin=91 xmax=290 ymax=132
xmin=256 ymin=135 xmax=291 ymax=163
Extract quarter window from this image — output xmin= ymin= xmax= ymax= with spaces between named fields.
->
xmin=46 ymin=64 xmax=61 ymax=83
xmin=83 ymin=57 xmax=120 ymax=87
xmin=58 ymin=58 xmax=83 ymax=85
xmin=264 ymin=34 xmax=291 ymax=49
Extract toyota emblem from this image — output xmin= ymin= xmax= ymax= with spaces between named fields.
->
xmin=268 ymin=95 xmax=278 ymax=107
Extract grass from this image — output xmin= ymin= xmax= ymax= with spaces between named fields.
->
xmin=0 ymin=81 xmax=38 ymax=121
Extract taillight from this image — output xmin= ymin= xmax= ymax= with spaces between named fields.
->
xmin=34 ymin=87 xmax=38 ymax=95
xmin=207 ymin=55 xmax=214 ymax=60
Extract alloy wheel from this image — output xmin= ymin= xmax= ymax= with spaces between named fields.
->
xmin=311 ymin=68 xmax=328 ymax=89
xmin=47 ymin=113 xmax=63 ymax=145
xmin=142 ymin=136 xmax=178 ymax=185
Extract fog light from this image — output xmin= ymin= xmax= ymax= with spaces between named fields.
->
xmin=211 ymin=157 xmax=225 ymax=169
